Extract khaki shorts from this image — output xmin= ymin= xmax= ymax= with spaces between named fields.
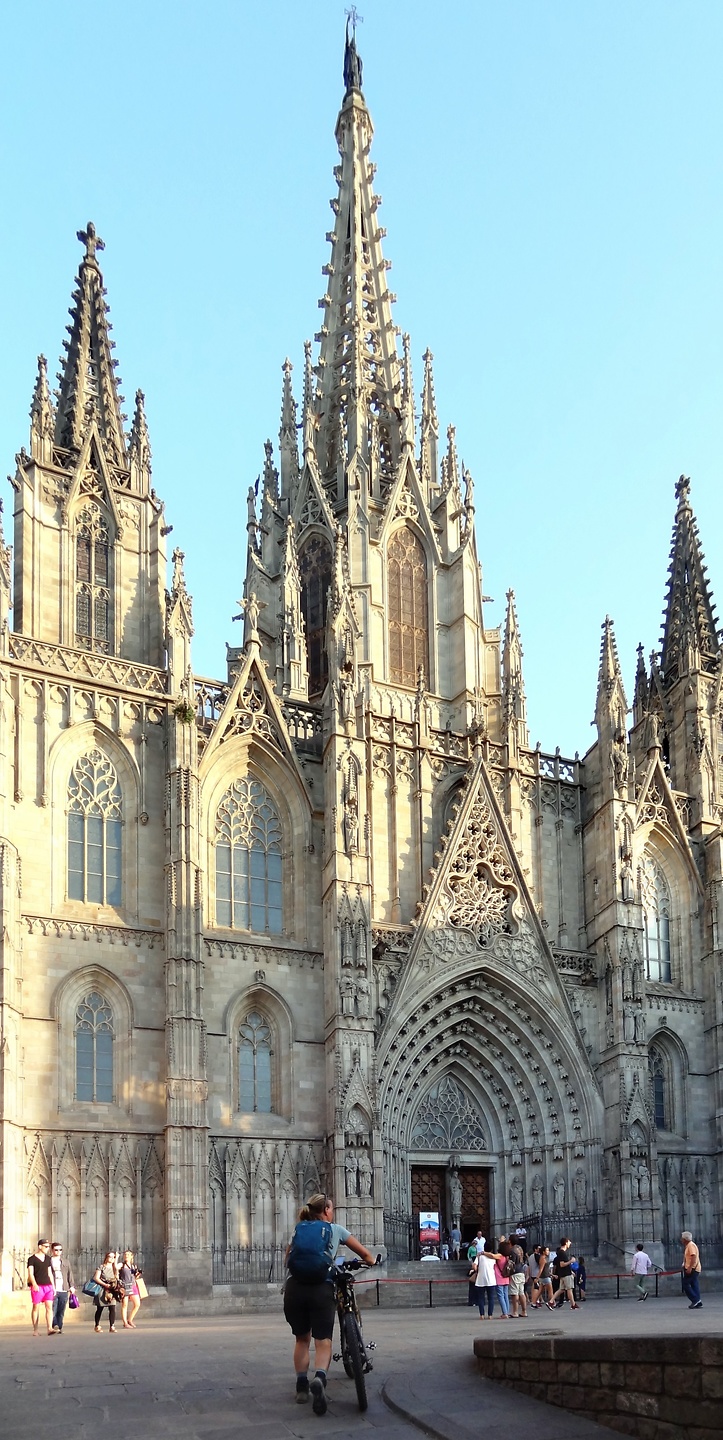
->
xmin=559 ymin=1274 xmax=575 ymax=1292
xmin=509 ymin=1273 xmax=526 ymax=1297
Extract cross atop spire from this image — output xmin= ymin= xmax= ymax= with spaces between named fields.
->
xmin=660 ymin=475 xmax=719 ymax=686
xmin=343 ymin=9 xmax=364 ymax=95
xmin=76 ymin=221 xmax=104 ymax=261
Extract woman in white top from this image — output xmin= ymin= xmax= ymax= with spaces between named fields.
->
xmin=474 ymin=1246 xmax=502 ymax=1319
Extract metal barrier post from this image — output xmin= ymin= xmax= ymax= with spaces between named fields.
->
xmin=655 ymin=1271 xmax=659 ymax=1298
xmin=616 ymin=1273 xmax=620 ymax=1299
xmin=376 ymin=1278 xmax=380 ymax=1306
xmin=429 ymin=1280 xmax=433 ymax=1308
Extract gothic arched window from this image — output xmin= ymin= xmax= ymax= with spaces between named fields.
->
xmin=75 ymin=990 xmax=114 ymax=1102
xmin=238 ymin=1008 xmax=274 ymax=1113
xmin=641 ymin=854 xmax=672 ymax=983
xmin=75 ymin=504 xmax=112 ymax=653
xmin=298 ymin=535 xmax=332 ymax=696
xmin=388 ymin=527 xmax=429 ymax=687
xmin=67 ymin=750 xmax=122 ymax=905
xmin=649 ymin=1042 xmax=670 ymax=1130
xmin=215 ymin=778 xmax=282 ymax=933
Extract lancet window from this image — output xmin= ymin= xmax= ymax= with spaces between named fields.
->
xmin=238 ymin=1009 xmax=274 ymax=1113
xmin=75 ymin=990 xmax=114 ymax=1103
xmin=215 ymin=778 xmax=283 ymax=934
xmin=388 ymin=527 xmax=429 ymax=687
xmin=641 ymin=854 xmax=672 ymax=983
xmin=648 ymin=1043 xmax=670 ymax=1130
xmin=298 ymin=535 xmax=332 ymax=696
xmin=75 ymin=504 xmax=112 ymax=653
xmin=67 ymin=750 xmax=122 ymax=905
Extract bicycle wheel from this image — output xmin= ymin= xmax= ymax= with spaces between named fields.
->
xmin=341 ymin=1311 xmax=367 ymax=1412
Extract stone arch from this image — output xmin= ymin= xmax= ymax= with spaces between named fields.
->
xmin=648 ymin=1027 xmax=689 ymax=1138
xmin=201 ymin=736 xmax=311 ymax=944
xmin=52 ymin=963 xmax=134 ymax=1116
xmin=224 ymin=983 xmax=294 ymax=1127
xmin=48 ymin=721 xmax=141 ymax=920
xmin=636 ymin=826 xmax=698 ymax=991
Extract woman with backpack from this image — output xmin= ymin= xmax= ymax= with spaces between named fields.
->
xmin=284 ymin=1193 xmax=375 ymax=1415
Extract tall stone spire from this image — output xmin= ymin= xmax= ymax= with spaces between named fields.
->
xmin=312 ymin=24 xmax=402 ymax=496
xmin=29 ymin=355 xmax=55 ymax=463
xmin=54 ymin=223 xmax=127 ymax=466
xmin=502 ymin=590 xmax=528 ymax=747
xmin=660 ymin=475 xmax=719 ymax=686
xmin=595 ymin=616 xmax=628 ymax=740
xmin=419 ymin=348 xmax=439 ymax=490
xmin=128 ymin=388 xmax=152 ymax=492
xmin=279 ymin=358 xmax=299 ymax=497
xmin=633 ymin=642 xmax=648 ymax=727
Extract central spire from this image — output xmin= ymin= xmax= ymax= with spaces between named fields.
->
xmin=311 ymin=24 xmax=402 ymax=499
xmin=54 ymin=223 xmax=128 ymax=466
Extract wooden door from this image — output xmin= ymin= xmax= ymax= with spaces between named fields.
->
xmin=411 ymin=1165 xmax=446 ymax=1225
xmin=460 ymin=1167 xmax=491 ymax=1243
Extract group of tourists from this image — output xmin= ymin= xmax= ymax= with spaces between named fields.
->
xmin=26 ymin=1242 xmax=145 ymax=1335
xmin=467 ymin=1229 xmax=585 ymax=1318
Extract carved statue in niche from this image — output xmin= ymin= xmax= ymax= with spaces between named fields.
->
xmin=532 ymin=1176 xmax=543 ymax=1212
xmin=553 ymin=1175 xmax=566 ymax=1209
xmin=620 ymin=852 xmax=634 ymax=903
xmin=358 ymin=1151 xmax=372 ymax=1198
xmin=634 ymin=1009 xmax=647 ymax=1044
xmin=510 ymin=1143 xmax=522 ymax=1167
xmin=573 ymin=1169 xmax=587 ymax=1209
xmin=605 ymin=1016 xmax=615 ymax=1048
xmin=623 ymin=1005 xmax=636 ymax=1042
xmin=345 ymin=1151 xmax=359 ymax=1198
xmin=509 ymin=1178 xmax=523 ymax=1216
xmin=355 ymin=976 xmax=370 ymax=1019
xmin=343 ymin=778 xmax=359 ymax=854
xmin=633 ymin=958 xmax=644 ymax=1002
xmin=449 ymin=1167 xmax=463 ymax=1220
xmin=622 ymin=959 xmax=633 ymax=1000
xmin=605 ymin=963 xmax=613 ymax=1012
xmin=340 ymin=974 xmax=355 ymax=1017
xmin=638 ymin=1161 xmax=651 ymax=1202
xmin=612 ymin=741 xmax=627 ymax=791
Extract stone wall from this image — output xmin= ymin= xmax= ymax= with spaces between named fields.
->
xmin=474 ymin=1333 xmax=723 ymax=1439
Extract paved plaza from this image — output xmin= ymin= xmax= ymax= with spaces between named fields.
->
xmin=0 ymin=1293 xmax=721 ymax=1440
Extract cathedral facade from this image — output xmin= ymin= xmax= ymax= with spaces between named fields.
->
xmin=1 ymin=31 xmax=721 ymax=1297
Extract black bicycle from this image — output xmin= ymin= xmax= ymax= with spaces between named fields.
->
xmin=332 ymin=1257 xmax=380 ymax=1412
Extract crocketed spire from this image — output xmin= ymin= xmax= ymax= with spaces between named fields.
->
xmin=660 ymin=475 xmax=719 ymax=686
xmin=54 ymin=223 xmax=127 ymax=465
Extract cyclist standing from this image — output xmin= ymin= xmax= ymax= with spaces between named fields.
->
xmin=284 ymin=1192 xmax=375 ymax=1415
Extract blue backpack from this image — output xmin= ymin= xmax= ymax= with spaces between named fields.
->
xmin=287 ymin=1219 xmax=334 ymax=1284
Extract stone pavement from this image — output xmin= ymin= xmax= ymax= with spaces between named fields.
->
xmin=0 ymin=1293 xmax=721 ymax=1440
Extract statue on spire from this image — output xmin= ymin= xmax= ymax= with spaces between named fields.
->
xmin=343 ymin=9 xmax=364 ymax=94
xmin=77 ymin=221 xmax=104 ymax=260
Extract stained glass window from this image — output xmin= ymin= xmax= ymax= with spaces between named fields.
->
xmin=238 ymin=1009 xmax=273 ymax=1113
xmin=215 ymin=778 xmax=282 ymax=933
xmin=75 ymin=504 xmax=111 ymax=653
xmin=641 ymin=854 xmax=672 ymax=983
xmin=388 ymin=527 xmax=429 ymax=687
xmin=75 ymin=991 xmax=114 ymax=1103
xmin=68 ymin=750 xmax=122 ymax=905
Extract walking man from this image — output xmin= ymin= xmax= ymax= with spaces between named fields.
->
xmin=49 ymin=1241 xmax=76 ymax=1332
xmin=681 ymin=1230 xmax=702 ymax=1309
xmin=27 ymin=1240 xmax=55 ymax=1336
xmin=630 ymin=1242 xmax=651 ymax=1300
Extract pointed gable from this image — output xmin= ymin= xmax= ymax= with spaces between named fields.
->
xmin=660 ymin=475 xmax=719 ymax=686
xmin=634 ymin=751 xmax=703 ymax=894
xmin=198 ymin=643 xmax=310 ymax=802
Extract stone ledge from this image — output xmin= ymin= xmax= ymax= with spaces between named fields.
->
xmin=474 ymin=1334 xmax=723 ymax=1440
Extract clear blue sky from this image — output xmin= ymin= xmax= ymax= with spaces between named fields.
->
xmin=2 ymin=0 xmax=723 ymax=757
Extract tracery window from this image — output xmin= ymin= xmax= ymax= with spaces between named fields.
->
xmin=641 ymin=854 xmax=672 ymax=983
xmin=215 ymin=778 xmax=282 ymax=933
xmin=388 ymin=527 xmax=429 ymax=687
xmin=648 ymin=1043 xmax=670 ymax=1130
xmin=410 ymin=1075 xmax=487 ymax=1152
xmin=298 ymin=535 xmax=332 ymax=696
xmin=238 ymin=1009 xmax=274 ymax=1113
xmin=75 ymin=504 xmax=111 ymax=653
xmin=67 ymin=750 xmax=122 ymax=905
xmin=75 ymin=990 xmax=114 ymax=1103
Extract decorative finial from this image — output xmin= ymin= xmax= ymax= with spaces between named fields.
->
xmin=675 ymin=473 xmax=691 ymax=507
xmin=343 ymin=8 xmax=364 ymax=94
xmin=76 ymin=221 xmax=104 ymax=260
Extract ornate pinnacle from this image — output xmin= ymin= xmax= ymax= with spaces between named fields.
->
xmin=30 ymin=354 xmax=55 ymax=438
xmin=401 ymin=333 xmax=415 ymax=451
xmin=77 ymin=222 xmax=104 ymax=261
xmin=129 ymin=389 xmax=152 ymax=476
xmin=302 ymin=340 xmax=316 ymax=458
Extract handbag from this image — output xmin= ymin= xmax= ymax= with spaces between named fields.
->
xmin=82 ymin=1279 xmax=103 ymax=1298
xmin=68 ymin=1292 xmax=79 ymax=1310
xmin=136 ymin=1276 xmax=148 ymax=1300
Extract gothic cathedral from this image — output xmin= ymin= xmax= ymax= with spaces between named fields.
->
xmin=1 ymin=29 xmax=720 ymax=1299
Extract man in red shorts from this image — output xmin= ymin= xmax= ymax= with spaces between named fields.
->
xmin=27 ymin=1240 xmax=56 ymax=1336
